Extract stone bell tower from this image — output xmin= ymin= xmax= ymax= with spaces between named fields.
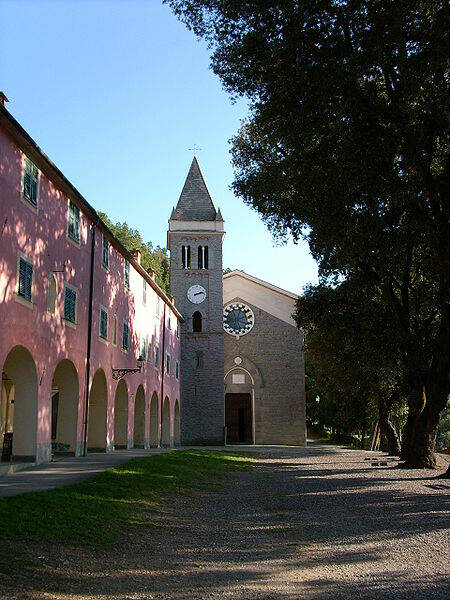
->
xmin=167 ymin=157 xmax=225 ymax=445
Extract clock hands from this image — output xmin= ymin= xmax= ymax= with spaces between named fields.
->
xmin=194 ymin=291 xmax=205 ymax=296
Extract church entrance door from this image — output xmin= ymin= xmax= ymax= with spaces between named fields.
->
xmin=225 ymin=393 xmax=252 ymax=444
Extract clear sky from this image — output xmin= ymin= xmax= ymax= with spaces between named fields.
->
xmin=0 ymin=0 xmax=318 ymax=294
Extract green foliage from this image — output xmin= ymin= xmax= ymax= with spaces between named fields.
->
xmin=167 ymin=0 xmax=449 ymax=466
xmin=436 ymin=404 xmax=450 ymax=451
xmin=99 ymin=212 xmax=170 ymax=295
xmin=0 ymin=451 xmax=252 ymax=547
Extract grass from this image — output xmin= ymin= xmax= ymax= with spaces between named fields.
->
xmin=0 ymin=450 xmax=252 ymax=547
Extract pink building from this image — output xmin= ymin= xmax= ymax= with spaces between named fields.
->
xmin=0 ymin=101 xmax=182 ymax=464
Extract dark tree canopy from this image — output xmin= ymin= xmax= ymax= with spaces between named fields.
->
xmin=167 ymin=0 xmax=449 ymax=468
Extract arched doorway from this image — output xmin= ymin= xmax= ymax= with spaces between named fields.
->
xmin=114 ymin=379 xmax=128 ymax=449
xmin=173 ymin=399 xmax=180 ymax=446
xmin=134 ymin=385 xmax=145 ymax=448
xmin=1 ymin=345 xmax=38 ymax=461
xmin=51 ymin=359 xmax=78 ymax=455
xmin=87 ymin=369 xmax=107 ymax=452
xmin=224 ymin=368 xmax=254 ymax=444
xmin=161 ymin=396 xmax=171 ymax=446
xmin=149 ymin=392 xmax=158 ymax=447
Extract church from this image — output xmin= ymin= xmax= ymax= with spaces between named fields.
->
xmin=168 ymin=158 xmax=306 ymax=446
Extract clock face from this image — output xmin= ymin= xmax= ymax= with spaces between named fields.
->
xmin=187 ymin=284 xmax=207 ymax=304
xmin=223 ymin=303 xmax=255 ymax=338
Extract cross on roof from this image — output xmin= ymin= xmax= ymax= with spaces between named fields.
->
xmin=188 ymin=144 xmax=202 ymax=156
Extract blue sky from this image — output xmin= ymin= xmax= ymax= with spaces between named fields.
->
xmin=0 ymin=0 xmax=318 ymax=294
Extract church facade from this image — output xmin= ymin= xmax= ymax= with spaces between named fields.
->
xmin=169 ymin=159 xmax=306 ymax=446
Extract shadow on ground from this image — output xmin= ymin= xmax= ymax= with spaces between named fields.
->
xmin=1 ymin=442 xmax=448 ymax=599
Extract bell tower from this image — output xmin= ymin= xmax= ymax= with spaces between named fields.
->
xmin=168 ymin=157 xmax=225 ymax=445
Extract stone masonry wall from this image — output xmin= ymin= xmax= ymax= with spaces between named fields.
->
xmin=224 ymin=299 xmax=306 ymax=446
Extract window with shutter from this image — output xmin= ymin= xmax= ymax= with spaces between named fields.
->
xmin=122 ymin=322 xmax=129 ymax=351
xmin=147 ymin=338 xmax=152 ymax=362
xmin=64 ymin=287 xmax=77 ymax=324
xmin=102 ymin=235 xmax=109 ymax=269
xmin=154 ymin=345 xmax=159 ymax=367
xmin=18 ymin=257 xmax=33 ymax=302
xmin=67 ymin=200 xmax=80 ymax=243
xmin=113 ymin=315 xmax=117 ymax=345
xmin=124 ymin=261 xmax=130 ymax=289
xmin=23 ymin=158 xmax=39 ymax=207
xmin=176 ymin=361 xmax=179 ymax=380
xmin=100 ymin=308 xmax=108 ymax=340
xmin=140 ymin=336 xmax=146 ymax=360
xmin=143 ymin=279 xmax=147 ymax=304
xmin=166 ymin=354 xmax=171 ymax=375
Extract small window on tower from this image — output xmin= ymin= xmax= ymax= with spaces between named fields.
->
xmin=198 ymin=245 xmax=209 ymax=269
xmin=192 ymin=311 xmax=202 ymax=333
xmin=181 ymin=245 xmax=191 ymax=269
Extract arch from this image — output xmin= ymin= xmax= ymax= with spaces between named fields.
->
xmin=173 ymin=399 xmax=180 ymax=446
xmin=51 ymin=359 xmax=78 ymax=455
xmin=149 ymin=392 xmax=159 ymax=447
xmin=133 ymin=385 xmax=145 ymax=448
xmin=161 ymin=396 xmax=171 ymax=446
xmin=114 ymin=379 xmax=129 ymax=449
xmin=47 ymin=273 xmax=57 ymax=314
xmin=192 ymin=311 xmax=202 ymax=332
xmin=87 ymin=369 xmax=107 ymax=451
xmin=1 ymin=345 xmax=38 ymax=461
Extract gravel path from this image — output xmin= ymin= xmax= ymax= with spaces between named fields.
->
xmin=3 ymin=443 xmax=449 ymax=599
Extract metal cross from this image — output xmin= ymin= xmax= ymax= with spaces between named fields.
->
xmin=188 ymin=144 xmax=202 ymax=156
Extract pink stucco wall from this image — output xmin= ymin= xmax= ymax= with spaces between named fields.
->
xmin=0 ymin=119 xmax=181 ymax=463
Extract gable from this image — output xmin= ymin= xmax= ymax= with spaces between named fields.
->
xmin=223 ymin=271 xmax=298 ymax=327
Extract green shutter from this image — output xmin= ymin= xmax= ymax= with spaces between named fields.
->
xmin=18 ymin=258 xmax=32 ymax=301
xmin=64 ymin=288 xmax=76 ymax=323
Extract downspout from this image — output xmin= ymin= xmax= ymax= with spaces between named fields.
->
xmin=82 ymin=219 xmax=98 ymax=455
xmin=159 ymin=302 xmax=167 ymax=447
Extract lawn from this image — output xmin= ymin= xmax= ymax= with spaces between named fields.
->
xmin=0 ymin=450 xmax=252 ymax=547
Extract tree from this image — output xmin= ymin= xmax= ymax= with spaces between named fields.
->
xmin=167 ymin=0 xmax=449 ymax=467
xmin=297 ymin=278 xmax=403 ymax=455
xmin=98 ymin=212 xmax=170 ymax=295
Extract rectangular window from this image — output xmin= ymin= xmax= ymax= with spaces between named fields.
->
xmin=23 ymin=157 xmax=39 ymax=207
xmin=142 ymin=279 xmax=147 ymax=305
xmin=122 ymin=321 xmax=129 ymax=351
xmin=99 ymin=307 xmax=108 ymax=340
xmin=176 ymin=361 xmax=179 ymax=380
xmin=140 ymin=336 xmax=146 ymax=360
xmin=18 ymin=257 xmax=33 ymax=302
xmin=198 ymin=245 xmax=209 ymax=269
xmin=166 ymin=354 xmax=171 ymax=375
xmin=168 ymin=316 xmax=171 ymax=330
xmin=113 ymin=315 xmax=117 ymax=345
xmin=124 ymin=260 xmax=130 ymax=289
xmin=67 ymin=200 xmax=80 ymax=243
xmin=176 ymin=320 xmax=179 ymax=338
xmin=64 ymin=286 xmax=77 ymax=324
xmin=102 ymin=235 xmax=109 ymax=269
xmin=147 ymin=338 xmax=152 ymax=361
xmin=154 ymin=345 xmax=159 ymax=367
xmin=181 ymin=245 xmax=191 ymax=269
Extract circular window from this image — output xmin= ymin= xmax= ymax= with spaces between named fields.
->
xmin=223 ymin=303 xmax=255 ymax=338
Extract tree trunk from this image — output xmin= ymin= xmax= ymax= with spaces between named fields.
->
xmin=378 ymin=395 xmax=401 ymax=456
xmin=402 ymin=382 xmax=448 ymax=468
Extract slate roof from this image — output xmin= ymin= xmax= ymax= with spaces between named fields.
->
xmin=171 ymin=157 xmax=222 ymax=222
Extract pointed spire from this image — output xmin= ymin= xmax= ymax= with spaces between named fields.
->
xmin=171 ymin=157 xmax=218 ymax=221
xmin=216 ymin=207 xmax=224 ymax=221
